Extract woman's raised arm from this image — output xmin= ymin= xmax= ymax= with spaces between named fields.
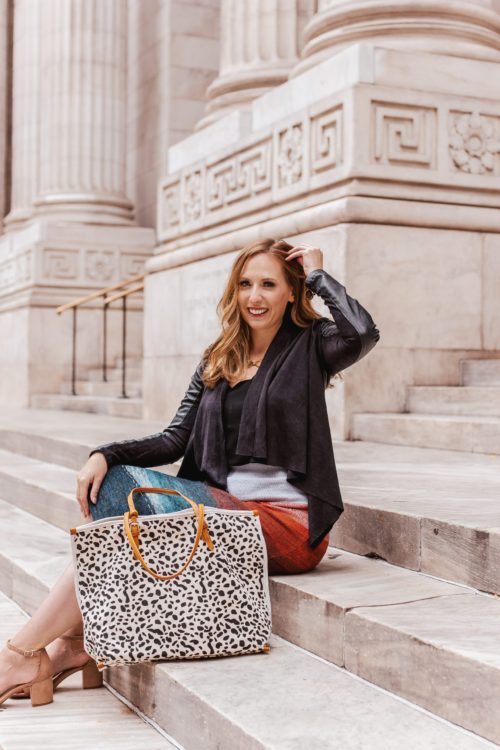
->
xmin=305 ymin=268 xmax=380 ymax=378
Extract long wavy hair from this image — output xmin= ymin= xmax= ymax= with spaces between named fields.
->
xmin=200 ymin=238 xmax=342 ymax=390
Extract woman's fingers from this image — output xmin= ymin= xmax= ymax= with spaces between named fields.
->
xmin=90 ymin=475 xmax=103 ymax=505
xmin=76 ymin=472 xmax=91 ymax=517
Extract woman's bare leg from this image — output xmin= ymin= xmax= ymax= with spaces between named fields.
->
xmin=0 ymin=560 xmax=84 ymax=693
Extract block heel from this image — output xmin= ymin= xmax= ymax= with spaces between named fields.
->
xmin=30 ymin=676 xmax=53 ymax=706
xmin=82 ymin=658 xmax=103 ymax=689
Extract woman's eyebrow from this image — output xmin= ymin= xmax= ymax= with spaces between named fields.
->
xmin=239 ymin=275 xmax=278 ymax=281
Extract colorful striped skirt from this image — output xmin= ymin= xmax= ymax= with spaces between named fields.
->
xmin=91 ymin=464 xmax=329 ymax=576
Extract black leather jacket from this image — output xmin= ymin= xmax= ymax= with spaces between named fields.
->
xmin=90 ymin=268 xmax=379 ymax=470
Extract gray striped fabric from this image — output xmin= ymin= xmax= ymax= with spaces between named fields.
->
xmin=226 ymin=462 xmax=308 ymax=504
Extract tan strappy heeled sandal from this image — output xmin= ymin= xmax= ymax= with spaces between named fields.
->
xmin=11 ymin=634 xmax=103 ymax=699
xmin=0 ymin=639 xmax=54 ymax=707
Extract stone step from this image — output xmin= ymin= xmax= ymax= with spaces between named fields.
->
xmin=0 ymin=406 xmax=166 ymax=470
xmin=0 ymin=415 xmax=499 ymax=595
xmin=352 ymin=412 xmax=500 ymax=454
xmin=0 ymin=499 xmax=498 ymax=747
xmin=407 ymin=385 xmax=500 ymax=416
xmin=461 ymin=359 xmax=500 ymax=386
xmin=60 ymin=380 xmax=142 ymax=398
xmin=0 ymin=449 xmax=81 ymax=531
xmin=88 ymin=366 xmax=142 ymax=382
xmin=0 ymin=592 xmax=177 ymax=749
xmin=31 ymin=394 xmax=143 ymax=419
xmin=332 ymin=439 xmax=500 ymax=595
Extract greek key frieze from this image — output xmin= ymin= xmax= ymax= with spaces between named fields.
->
xmin=372 ymin=102 xmax=437 ymax=168
xmin=206 ymin=141 xmax=272 ymax=211
xmin=311 ymin=107 xmax=343 ymax=173
xmin=41 ymin=248 xmax=79 ymax=282
xmin=121 ymin=255 xmax=147 ymax=279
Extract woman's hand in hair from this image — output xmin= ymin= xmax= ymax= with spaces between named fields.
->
xmin=285 ymin=243 xmax=323 ymax=276
xmin=76 ymin=452 xmax=108 ymax=519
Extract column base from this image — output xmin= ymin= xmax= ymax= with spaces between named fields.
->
xmin=33 ymin=194 xmax=135 ymax=226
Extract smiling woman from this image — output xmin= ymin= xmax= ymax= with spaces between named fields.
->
xmin=0 ymin=237 xmax=380 ymax=708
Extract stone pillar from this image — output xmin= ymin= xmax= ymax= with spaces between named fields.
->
xmin=197 ymin=0 xmax=299 ymax=129
xmin=0 ymin=0 xmax=155 ymax=409
xmin=33 ymin=0 xmax=133 ymax=224
xmin=3 ymin=0 xmax=40 ymax=231
xmin=0 ymin=0 xmax=9 ymax=231
xmin=292 ymin=0 xmax=500 ymax=77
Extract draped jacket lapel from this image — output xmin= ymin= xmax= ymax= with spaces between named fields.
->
xmin=236 ymin=313 xmax=300 ymax=460
xmin=187 ymin=311 xmax=301 ymax=488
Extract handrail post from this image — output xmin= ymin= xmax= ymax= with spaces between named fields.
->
xmin=71 ymin=307 xmax=77 ymax=396
xmin=121 ymin=295 xmax=127 ymax=399
xmin=102 ymin=301 xmax=108 ymax=382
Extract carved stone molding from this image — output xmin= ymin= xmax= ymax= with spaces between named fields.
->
xmin=41 ymin=248 xmax=79 ymax=283
xmin=449 ymin=111 xmax=500 ymax=175
xmin=311 ymin=106 xmax=343 ymax=173
xmin=373 ymin=102 xmax=437 ymax=168
xmin=277 ymin=124 xmax=304 ymax=187
xmin=183 ymin=170 xmax=204 ymax=225
xmin=159 ymin=86 xmax=500 ymax=245
xmin=0 ymin=224 xmax=154 ymax=300
xmin=160 ymin=102 xmax=343 ymax=239
xmin=207 ymin=142 xmax=272 ymax=210
xmin=85 ymin=250 xmax=116 ymax=283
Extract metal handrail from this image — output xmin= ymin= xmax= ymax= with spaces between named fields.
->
xmin=56 ymin=273 xmax=146 ymax=314
xmin=56 ymin=274 xmax=146 ymax=399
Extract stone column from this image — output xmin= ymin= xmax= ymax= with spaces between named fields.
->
xmin=33 ymin=0 xmax=133 ymax=224
xmin=0 ymin=0 xmax=8 ymax=232
xmin=292 ymin=0 xmax=500 ymax=77
xmin=197 ymin=0 xmax=299 ymax=130
xmin=3 ymin=0 xmax=40 ymax=231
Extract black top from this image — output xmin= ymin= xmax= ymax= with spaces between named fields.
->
xmin=223 ymin=378 xmax=267 ymax=467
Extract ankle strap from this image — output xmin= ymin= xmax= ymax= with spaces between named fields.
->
xmin=7 ymin=638 xmax=43 ymax=658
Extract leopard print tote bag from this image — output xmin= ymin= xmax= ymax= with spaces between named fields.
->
xmin=70 ymin=486 xmax=272 ymax=670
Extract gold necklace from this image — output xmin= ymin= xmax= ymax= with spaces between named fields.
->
xmin=248 ymin=358 xmax=263 ymax=368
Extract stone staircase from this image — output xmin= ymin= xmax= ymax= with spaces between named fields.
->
xmin=353 ymin=358 xmax=500 ymax=455
xmin=0 ymin=406 xmax=499 ymax=748
xmin=31 ymin=357 xmax=143 ymax=419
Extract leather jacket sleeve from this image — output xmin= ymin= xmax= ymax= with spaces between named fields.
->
xmin=89 ymin=359 xmax=206 ymax=469
xmin=305 ymin=268 xmax=380 ymax=378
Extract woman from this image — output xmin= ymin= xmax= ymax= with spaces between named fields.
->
xmin=0 ymin=238 xmax=380 ymax=707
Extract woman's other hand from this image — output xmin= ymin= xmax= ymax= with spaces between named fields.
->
xmin=76 ymin=452 xmax=108 ymax=519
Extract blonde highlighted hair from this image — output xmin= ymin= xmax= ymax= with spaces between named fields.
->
xmin=200 ymin=238 xmax=341 ymax=390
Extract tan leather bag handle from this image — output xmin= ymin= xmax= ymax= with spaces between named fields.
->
xmin=123 ymin=486 xmax=215 ymax=581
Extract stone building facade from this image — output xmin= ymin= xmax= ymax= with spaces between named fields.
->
xmin=0 ymin=0 xmax=499 ymax=440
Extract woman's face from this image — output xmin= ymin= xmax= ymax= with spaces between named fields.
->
xmin=237 ymin=253 xmax=294 ymax=333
